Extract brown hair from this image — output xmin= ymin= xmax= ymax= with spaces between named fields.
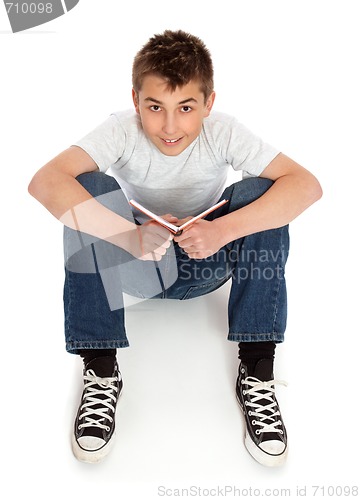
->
xmin=132 ymin=30 xmax=214 ymax=100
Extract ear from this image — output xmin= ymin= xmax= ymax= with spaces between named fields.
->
xmin=204 ymin=91 xmax=216 ymax=117
xmin=132 ymin=89 xmax=140 ymax=114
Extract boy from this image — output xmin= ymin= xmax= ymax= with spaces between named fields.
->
xmin=28 ymin=30 xmax=322 ymax=467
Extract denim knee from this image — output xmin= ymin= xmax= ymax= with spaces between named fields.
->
xmin=76 ymin=171 xmax=121 ymax=198
xmin=229 ymin=177 xmax=273 ymax=208
xmin=75 ymin=172 xmax=133 ymax=220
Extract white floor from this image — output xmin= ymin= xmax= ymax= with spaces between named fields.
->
xmin=4 ymin=202 xmax=359 ymax=498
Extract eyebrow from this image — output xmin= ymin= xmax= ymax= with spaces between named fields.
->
xmin=144 ymin=97 xmax=198 ymax=105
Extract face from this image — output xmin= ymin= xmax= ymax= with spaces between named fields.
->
xmin=132 ymin=74 xmax=215 ymax=156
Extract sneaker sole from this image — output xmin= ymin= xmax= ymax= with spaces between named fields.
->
xmin=236 ymin=392 xmax=288 ymax=467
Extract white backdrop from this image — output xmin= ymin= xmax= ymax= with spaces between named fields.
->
xmin=1 ymin=1 xmax=359 ymax=498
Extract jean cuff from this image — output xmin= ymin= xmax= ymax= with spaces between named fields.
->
xmin=66 ymin=339 xmax=130 ymax=354
xmin=227 ymin=332 xmax=284 ymax=343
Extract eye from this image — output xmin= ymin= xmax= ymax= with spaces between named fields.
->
xmin=150 ymin=105 xmax=161 ymax=112
xmin=181 ymin=106 xmax=192 ymax=113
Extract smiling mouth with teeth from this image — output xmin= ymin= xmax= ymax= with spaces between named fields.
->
xmin=163 ymin=138 xmax=181 ymax=143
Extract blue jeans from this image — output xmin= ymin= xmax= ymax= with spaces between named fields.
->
xmin=63 ymin=173 xmax=289 ymax=353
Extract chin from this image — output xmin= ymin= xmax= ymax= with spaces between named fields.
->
xmin=156 ymin=138 xmax=192 ymax=156
xmin=161 ymin=148 xmax=182 ymax=156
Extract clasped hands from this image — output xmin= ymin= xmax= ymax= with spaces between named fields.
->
xmin=132 ymin=214 xmax=224 ymax=261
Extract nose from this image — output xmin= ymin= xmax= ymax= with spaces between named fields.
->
xmin=162 ymin=112 xmax=177 ymax=136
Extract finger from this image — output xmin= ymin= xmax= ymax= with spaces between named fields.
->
xmin=139 ymin=250 xmax=163 ymax=261
xmin=142 ymin=226 xmax=172 ymax=244
xmin=161 ymin=214 xmax=179 ymax=223
xmin=153 ymin=224 xmax=174 ymax=240
xmin=153 ymin=246 xmax=168 ymax=256
xmin=176 ymin=234 xmax=198 ymax=250
xmin=145 ymin=234 xmax=172 ymax=250
xmin=174 ymin=229 xmax=192 ymax=243
xmin=143 ymin=220 xmax=173 ymax=237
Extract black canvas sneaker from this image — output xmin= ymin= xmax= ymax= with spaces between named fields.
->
xmin=236 ymin=358 xmax=288 ymax=467
xmin=72 ymin=356 xmax=123 ymax=463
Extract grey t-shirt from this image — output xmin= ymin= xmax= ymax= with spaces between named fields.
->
xmin=75 ymin=110 xmax=279 ymax=220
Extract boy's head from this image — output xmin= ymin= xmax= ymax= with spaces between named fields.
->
xmin=132 ymin=30 xmax=214 ymax=101
xmin=132 ymin=30 xmax=216 ymax=156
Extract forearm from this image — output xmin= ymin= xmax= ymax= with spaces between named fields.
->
xmin=216 ymin=170 xmax=322 ymax=245
xmin=61 ymin=192 xmax=135 ymax=242
xmin=28 ymin=168 xmax=136 ymax=246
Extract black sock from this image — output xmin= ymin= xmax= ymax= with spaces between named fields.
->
xmin=79 ymin=349 xmax=117 ymax=371
xmin=238 ymin=341 xmax=276 ymax=376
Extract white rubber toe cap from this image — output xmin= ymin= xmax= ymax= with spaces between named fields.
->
xmin=77 ymin=436 xmax=105 ymax=452
xmin=259 ymin=439 xmax=286 ymax=455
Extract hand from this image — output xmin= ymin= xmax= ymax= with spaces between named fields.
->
xmin=174 ymin=219 xmax=226 ymax=259
xmin=137 ymin=220 xmax=175 ymax=261
xmin=125 ymin=214 xmax=177 ymax=261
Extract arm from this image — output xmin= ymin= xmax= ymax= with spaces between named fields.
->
xmin=217 ymin=153 xmax=323 ymax=241
xmin=28 ymin=146 xmax=172 ymax=259
xmin=28 ymin=146 xmax=137 ymax=238
xmin=175 ymin=153 xmax=322 ymax=258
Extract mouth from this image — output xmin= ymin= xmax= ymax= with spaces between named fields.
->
xmin=161 ymin=137 xmax=183 ymax=145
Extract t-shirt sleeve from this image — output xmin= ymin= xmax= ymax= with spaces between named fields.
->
xmin=212 ymin=114 xmax=280 ymax=177
xmin=73 ymin=114 xmax=126 ymax=172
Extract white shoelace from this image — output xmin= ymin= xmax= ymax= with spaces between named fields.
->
xmin=78 ymin=369 xmax=119 ymax=431
xmin=242 ymin=376 xmax=287 ymax=435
